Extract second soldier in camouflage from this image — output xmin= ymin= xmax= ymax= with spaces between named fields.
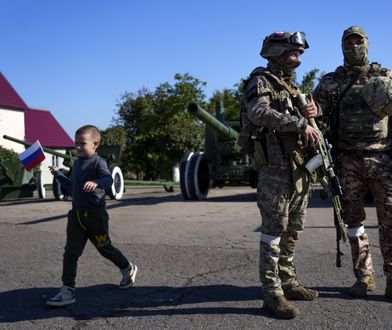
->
xmin=314 ymin=26 xmax=392 ymax=298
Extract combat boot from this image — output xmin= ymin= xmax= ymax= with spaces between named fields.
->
xmin=283 ymin=284 xmax=319 ymax=301
xmin=385 ymin=278 xmax=392 ymax=299
xmin=349 ymin=274 xmax=376 ymax=297
xmin=263 ymin=294 xmax=300 ymax=319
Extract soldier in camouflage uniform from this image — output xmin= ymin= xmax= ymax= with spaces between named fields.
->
xmin=239 ymin=31 xmax=320 ymax=319
xmin=314 ymin=26 xmax=392 ymax=298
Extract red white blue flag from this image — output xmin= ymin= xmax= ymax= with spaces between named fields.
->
xmin=18 ymin=140 xmax=46 ymax=171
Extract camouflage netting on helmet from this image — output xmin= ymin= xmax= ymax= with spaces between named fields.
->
xmin=361 ymin=76 xmax=392 ymax=117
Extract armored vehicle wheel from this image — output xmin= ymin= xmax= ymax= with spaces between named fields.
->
xmin=36 ymin=171 xmax=46 ymax=199
xmin=180 ymin=152 xmax=210 ymax=200
xmin=180 ymin=152 xmax=194 ymax=200
xmin=52 ymin=168 xmax=72 ymax=201
xmin=188 ymin=152 xmax=210 ymax=200
xmin=108 ymin=165 xmax=124 ymax=200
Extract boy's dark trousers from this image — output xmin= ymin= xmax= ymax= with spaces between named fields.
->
xmin=62 ymin=208 xmax=129 ymax=287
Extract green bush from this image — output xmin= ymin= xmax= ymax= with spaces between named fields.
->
xmin=0 ymin=146 xmax=20 ymax=169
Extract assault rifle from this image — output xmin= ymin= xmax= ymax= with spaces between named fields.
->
xmin=297 ymin=94 xmax=347 ymax=267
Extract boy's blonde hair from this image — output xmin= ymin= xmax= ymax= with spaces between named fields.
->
xmin=75 ymin=125 xmax=101 ymax=142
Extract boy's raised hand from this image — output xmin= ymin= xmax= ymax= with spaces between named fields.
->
xmin=48 ymin=166 xmax=59 ymax=175
xmin=83 ymin=181 xmax=98 ymax=192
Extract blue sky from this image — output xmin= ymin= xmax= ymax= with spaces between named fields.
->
xmin=1 ymin=0 xmax=392 ymax=138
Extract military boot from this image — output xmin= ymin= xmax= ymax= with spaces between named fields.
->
xmin=349 ymin=274 xmax=376 ymax=297
xmin=385 ymin=278 xmax=392 ymax=299
xmin=263 ymin=294 xmax=300 ymax=319
xmin=283 ymin=284 xmax=319 ymax=301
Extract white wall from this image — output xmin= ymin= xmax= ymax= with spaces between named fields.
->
xmin=0 ymin=107 xmax=25 ymax=153
xmin=39 ymin=151 xmax=70 ymax=185
xmin=0 ymin=107 xmax=70 ymax=185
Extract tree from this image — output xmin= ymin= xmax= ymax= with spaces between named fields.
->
xmin=208 ymin=81 xmax=244 ymax=122
xmin=100 ymin=125 xmax=127 ymax=147
xmin=114 ymin=73 xmax=206 ymax=180
xmin=299 ymin=68 xmax=321 ymax=93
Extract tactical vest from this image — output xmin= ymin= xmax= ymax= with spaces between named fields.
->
xmin=239 ymin=66 xmax=304 ymax=166
xmin=334 ymin=63 xmax=390 ymax=151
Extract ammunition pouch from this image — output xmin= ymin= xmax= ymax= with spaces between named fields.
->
xmin=237 ymin=133 xmax=253 ymax=153
xmin=290 ymin=155 xmax=311 ymax=195
xmin=265 ymin=132 xmax=288 ymax=166
xmin=252 ymin=140 xmax=267 ymax=170
xmin=281 ymin=133 xmax=297 ymax=154
xmin=292 ymin=150 xmax=306 ymax=167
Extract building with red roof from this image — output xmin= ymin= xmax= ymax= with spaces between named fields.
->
xmin=25 ymin=108 xmax=74 ymax=149
xmin=0 ymin=72 xmax=29 ymax=111
xmin=0 ymin=71 xmax=74 ymax=185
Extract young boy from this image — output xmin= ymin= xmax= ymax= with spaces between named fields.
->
xmin=46 ymin=125 xmax=137 ymax=307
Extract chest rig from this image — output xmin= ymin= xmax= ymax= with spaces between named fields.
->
xmin=240 ymin=66 xmax=308 ymax=170
xmin=263 ymin=69 xmax=305 ymax=154
xmin=334 ymin=64 xmax=389 ymax=150
xmin=261 ymin=68 xmax=301 ymax=117
xmin=240 ymin=67 xmax=302 ymax=147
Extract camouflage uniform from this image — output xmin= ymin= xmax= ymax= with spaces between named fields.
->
xmin=241 ymin=32 xmax=320 ymax=318
xmin=314 ymin=26 xmax=392 ymax=296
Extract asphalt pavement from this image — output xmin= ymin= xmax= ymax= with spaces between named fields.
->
xmin=0 ymin=186 xmax=389 ymax=329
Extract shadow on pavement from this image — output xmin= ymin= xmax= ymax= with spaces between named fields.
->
xmin=2 ymin=283 xmax=389 ymax=323
xmin=0 ymin=284 xmax=266 ymax=322
xmin=314 ymin=286 xmax=389 ymax=302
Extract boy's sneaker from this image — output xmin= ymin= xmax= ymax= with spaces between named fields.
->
xmin=46 ymin=286 xmax=76 ymax=307
xmin=119 ymin=263 xmax=138 ymax=289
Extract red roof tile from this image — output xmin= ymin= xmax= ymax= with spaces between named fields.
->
xmin=0 ymin=72 xmax=29 ymax=110
xmin=25 ymin=109 xmax=75 ymax=149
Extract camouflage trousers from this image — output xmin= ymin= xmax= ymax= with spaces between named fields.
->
xmin=338 ymin=152 xmax=392 ymax=278
xmin=257 ymin=161 xmax=310 ymax=297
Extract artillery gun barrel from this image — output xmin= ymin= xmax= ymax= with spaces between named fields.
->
xmin=187 ymin=103 xmax=239 ymax=141
xmin=3 ymin=135 xmax=72 ymax=159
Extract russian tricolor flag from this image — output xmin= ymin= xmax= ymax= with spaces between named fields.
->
xmin=18 ymin=140 xmax=46 ymax=171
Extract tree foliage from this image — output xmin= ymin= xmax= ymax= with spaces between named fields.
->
xmin=100 ymin=125 xmax=127 ymax=147
xmin=208 ymin=81 xmax=243 ymax=121
xmin=299 ymin=68 xmax=322 ymax=93
xmin=0 ymin=146 xmax=19 ymax=169
xmin=113 ymin=73 xmax=206 ymax=180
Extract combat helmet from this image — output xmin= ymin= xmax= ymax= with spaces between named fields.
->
xmin=361 ymin=76 xmax=392 ymax=117
xmin=260 ymin=31 xmax=309 ymax=59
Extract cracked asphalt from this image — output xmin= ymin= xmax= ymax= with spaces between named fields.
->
xmin=0 ymin=186 xmax=391 ymax=329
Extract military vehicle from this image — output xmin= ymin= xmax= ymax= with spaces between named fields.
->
xmin=0 ymin=146 xmax=44 ymax=200
xmin=180 ymin=102 xmax=257 ymax=200
xmin=2 ymin=135 xmax=125 ymax=201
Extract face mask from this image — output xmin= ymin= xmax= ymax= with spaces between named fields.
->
xmin=343 ymin=43 xmax=368 ymax=66
xmin=272 ymin=52 xmax=301 ymax=73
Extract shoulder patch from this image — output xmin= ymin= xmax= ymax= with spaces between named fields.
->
xmin=244 ymin=75 xmax=271 ymax=101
